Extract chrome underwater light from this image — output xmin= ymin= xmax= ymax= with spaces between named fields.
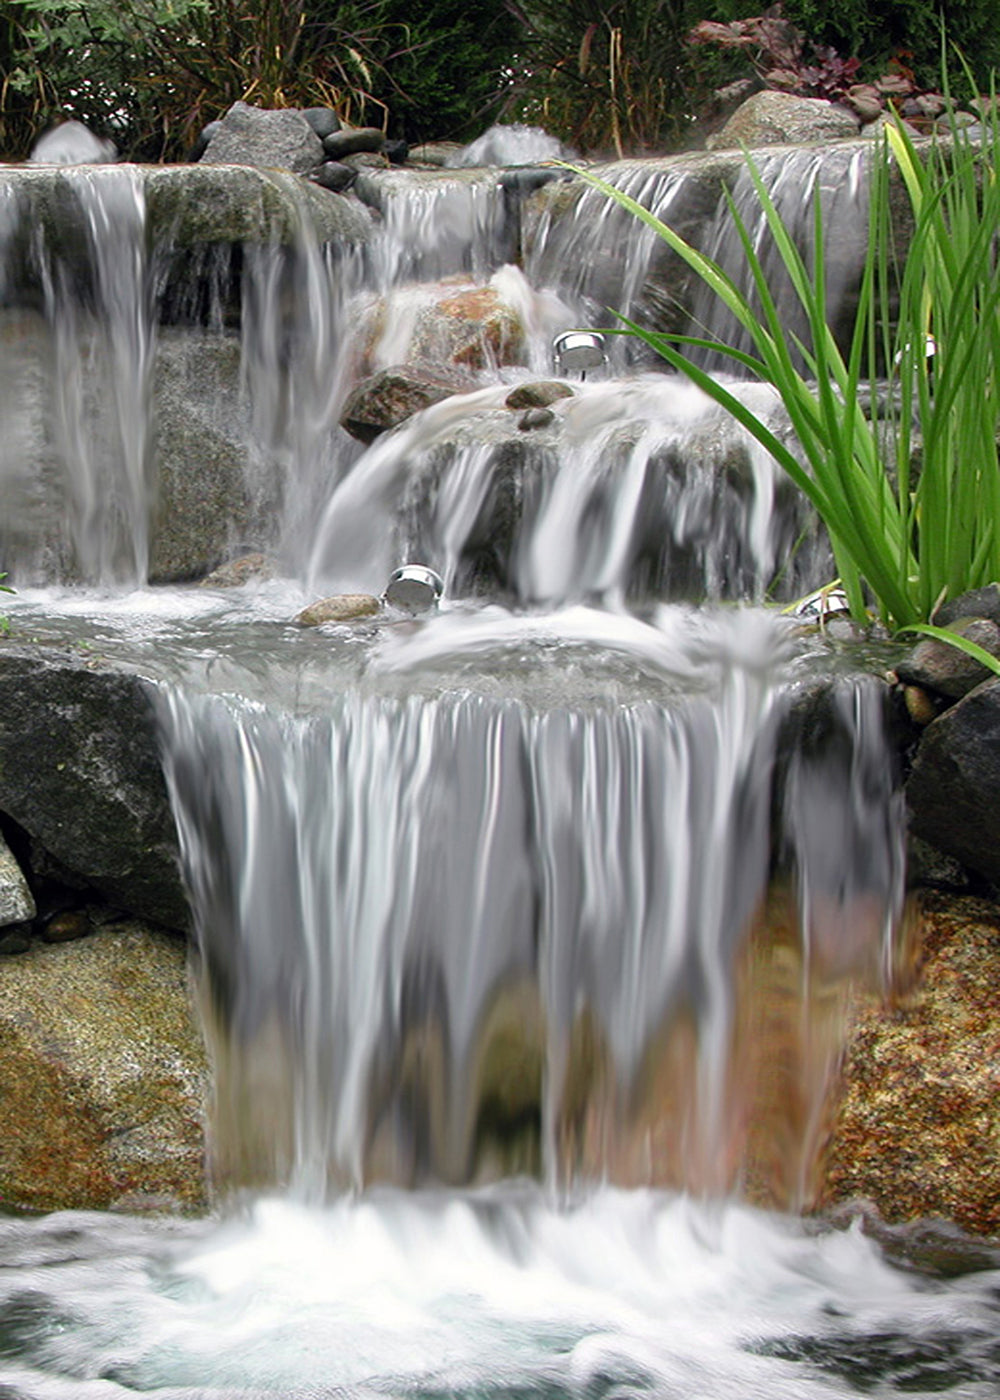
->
xmin=552 ymin=330 xmax=607 ymax=379
xmin=384 ymin=564 xmax=444 ymax=614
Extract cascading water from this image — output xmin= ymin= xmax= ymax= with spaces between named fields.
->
xmin=27 ymin=165 xmax=155 ymax=583
xmin=306 ymin=375 xmax=828 ymax=606
xmin=2 ymin=137 xmax=999 ymax=1400
xmin=689 ymin=144 xmax=870 ymax=366
xmin=156 ymin=607 xmax=903 ymax=1206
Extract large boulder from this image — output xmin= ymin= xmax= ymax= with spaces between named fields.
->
xmin=0 ymin=644 xmax=188 ymax=930
xmin=199 ymin=101 xmax=324 ymax=175
xmin=361 ymin=279 xmax=529 ymax=375
xmin=815 ymin=892 xmax=1000 ymax=1236
xmin=906 ymin=676 xmax=1000 ymax=884
xmin=0 ymin=917 xmax=207 ymax=1212
xmin=709 ymin=90 xmax=861 ymax=148
xmin=149 ymin=329 xmax=261 ymax=582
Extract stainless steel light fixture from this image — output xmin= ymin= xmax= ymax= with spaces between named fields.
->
xmin=383 ymin=565 xmax=444 ymax=613
xmin=552 ymin=329 xmax=607 ymax=379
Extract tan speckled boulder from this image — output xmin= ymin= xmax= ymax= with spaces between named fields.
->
xmin=815 ymin=892 xmax=1000 ymax=1237
xmin=0 ymin=919 xmax=208 ymax=1213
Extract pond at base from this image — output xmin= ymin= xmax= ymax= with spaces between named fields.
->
xmin=1 ymin=1188 xmax=999 ymax=1399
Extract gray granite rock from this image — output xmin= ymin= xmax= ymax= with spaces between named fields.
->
xmin=0 ymin=832 xmax=35 ymax=927
xmin=322 ymin=127 xmax=386 ymax=160
xmin=709 ymin=91 xmax=860 ymax=148
xmin=0 ymin=919 xmax=208 ymax=1211
xmin=0 ymin=645 xmax=188 ymax=930
xmin=907 ymin=676 xmax=1000 ymax=883
xmin=200 ymin=101 xmax=324 ymax=174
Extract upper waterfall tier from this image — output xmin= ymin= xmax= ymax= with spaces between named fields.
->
xmin=0 ymin=141 xmax=878 ymax=592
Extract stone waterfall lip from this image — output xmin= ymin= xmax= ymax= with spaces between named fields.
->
xmin=0 ymin=161 xmax=376 ymax=250
xmin=0 ymin=592 xmax=892 ymax=938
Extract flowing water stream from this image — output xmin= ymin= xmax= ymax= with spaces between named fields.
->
xmin=1 ymin=146 xmax=998 ymax=1398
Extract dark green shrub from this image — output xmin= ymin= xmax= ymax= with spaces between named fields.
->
xmin=506 ymin=0 xmax=730 ymax=155
xmin=352 ymin=0 xmax=521 ymax=143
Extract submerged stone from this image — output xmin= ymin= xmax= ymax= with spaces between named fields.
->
xmin=295 ymin=594 xmax=382 ymax=626
xmin=198 ymin=553 xmax=278 ymax=589
xmin=816 ymin=892 xmax=1000 ymax=1237
xmin=517 ymin=407 xmax=555 ymax=430
xmin=41 ymin=908 xmax=93 ymax=943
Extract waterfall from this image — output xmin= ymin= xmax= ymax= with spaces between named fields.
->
xmin=689 ymin=145 xmax=869 ymax=365
xmin=0 ymin=168 xmax=367 ymax=585
xmin=524 ymin=160 xmax=695 ymax=371
xmin=158 ymin=607 xmax=903 ymax=1203
xmin=306 ymin=375 xmax=828 ymax=606
xmin=33 ymin=166 xmax=156 ymax=584
xmin=357 ymin=168 xmax=514 ymax=288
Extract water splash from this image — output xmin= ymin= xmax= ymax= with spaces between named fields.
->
xmin=157 ymin=607 xmax=902 ymax=1201
xmin=306 ymin=375 xmax=827 ymax=606
xmin=1 ymin=1188 xmax=997 ymax=1400
xmin=448 ymin=123 xmax=571 ymax=168
xmin=29 ymin=120 xmax=117 ymax=165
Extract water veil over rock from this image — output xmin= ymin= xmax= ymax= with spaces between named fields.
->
xmin=0 ymin=130 xmax=998 ymax=1399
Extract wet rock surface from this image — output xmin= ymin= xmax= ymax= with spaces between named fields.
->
xmin=341 ymin=364 xmax=476 ymax=443
xmin=0 ymin=645 xmax=188 ymax=931
xmin=906 ymin=677 xmax=1000 ymax=885
xmin=710 ymin=90 xmax=861 ymax=148
xmin=295 ymin=594 xmax=382 ymax=626
xmin=198 ymin=553 xmax=278 ymax=589
xmin=150 ymin=330 xmax=260 ymax=582
xmin=504 ymin=381 xmax=574 ymax=410
xmin=816 ymin=892 xmax=1000 ymax=1237
xmin=0 ymin=918 xmax=207 ymax=1212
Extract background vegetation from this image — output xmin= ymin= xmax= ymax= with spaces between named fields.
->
xmin=2 ymin=0 xmax=999 ymax=160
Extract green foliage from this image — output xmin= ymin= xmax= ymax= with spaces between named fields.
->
xmin=570 ymin=98 xmax=1000 ymax=631
xmin=358 ymin=0 xmax=521 ymax=142
xmin=506 ymin=0 xmax=723 ymax=155
xmin=0 ymin=0 xmax=441 ymax=160
xmin=774 ymin=0 xmax=1000 ymax=94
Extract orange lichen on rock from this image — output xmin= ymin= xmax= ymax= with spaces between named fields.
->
xmin=814 ymin=892 xmax=1000 ymax=1237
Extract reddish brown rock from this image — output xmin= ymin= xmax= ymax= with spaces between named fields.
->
xmin=0 ymin=920 xmax=208 ymax=1212
xmin=814 ymin=892 xmax=1000 ymax=1237
xmin=340 ymin=364 xmax=474 ymax=443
